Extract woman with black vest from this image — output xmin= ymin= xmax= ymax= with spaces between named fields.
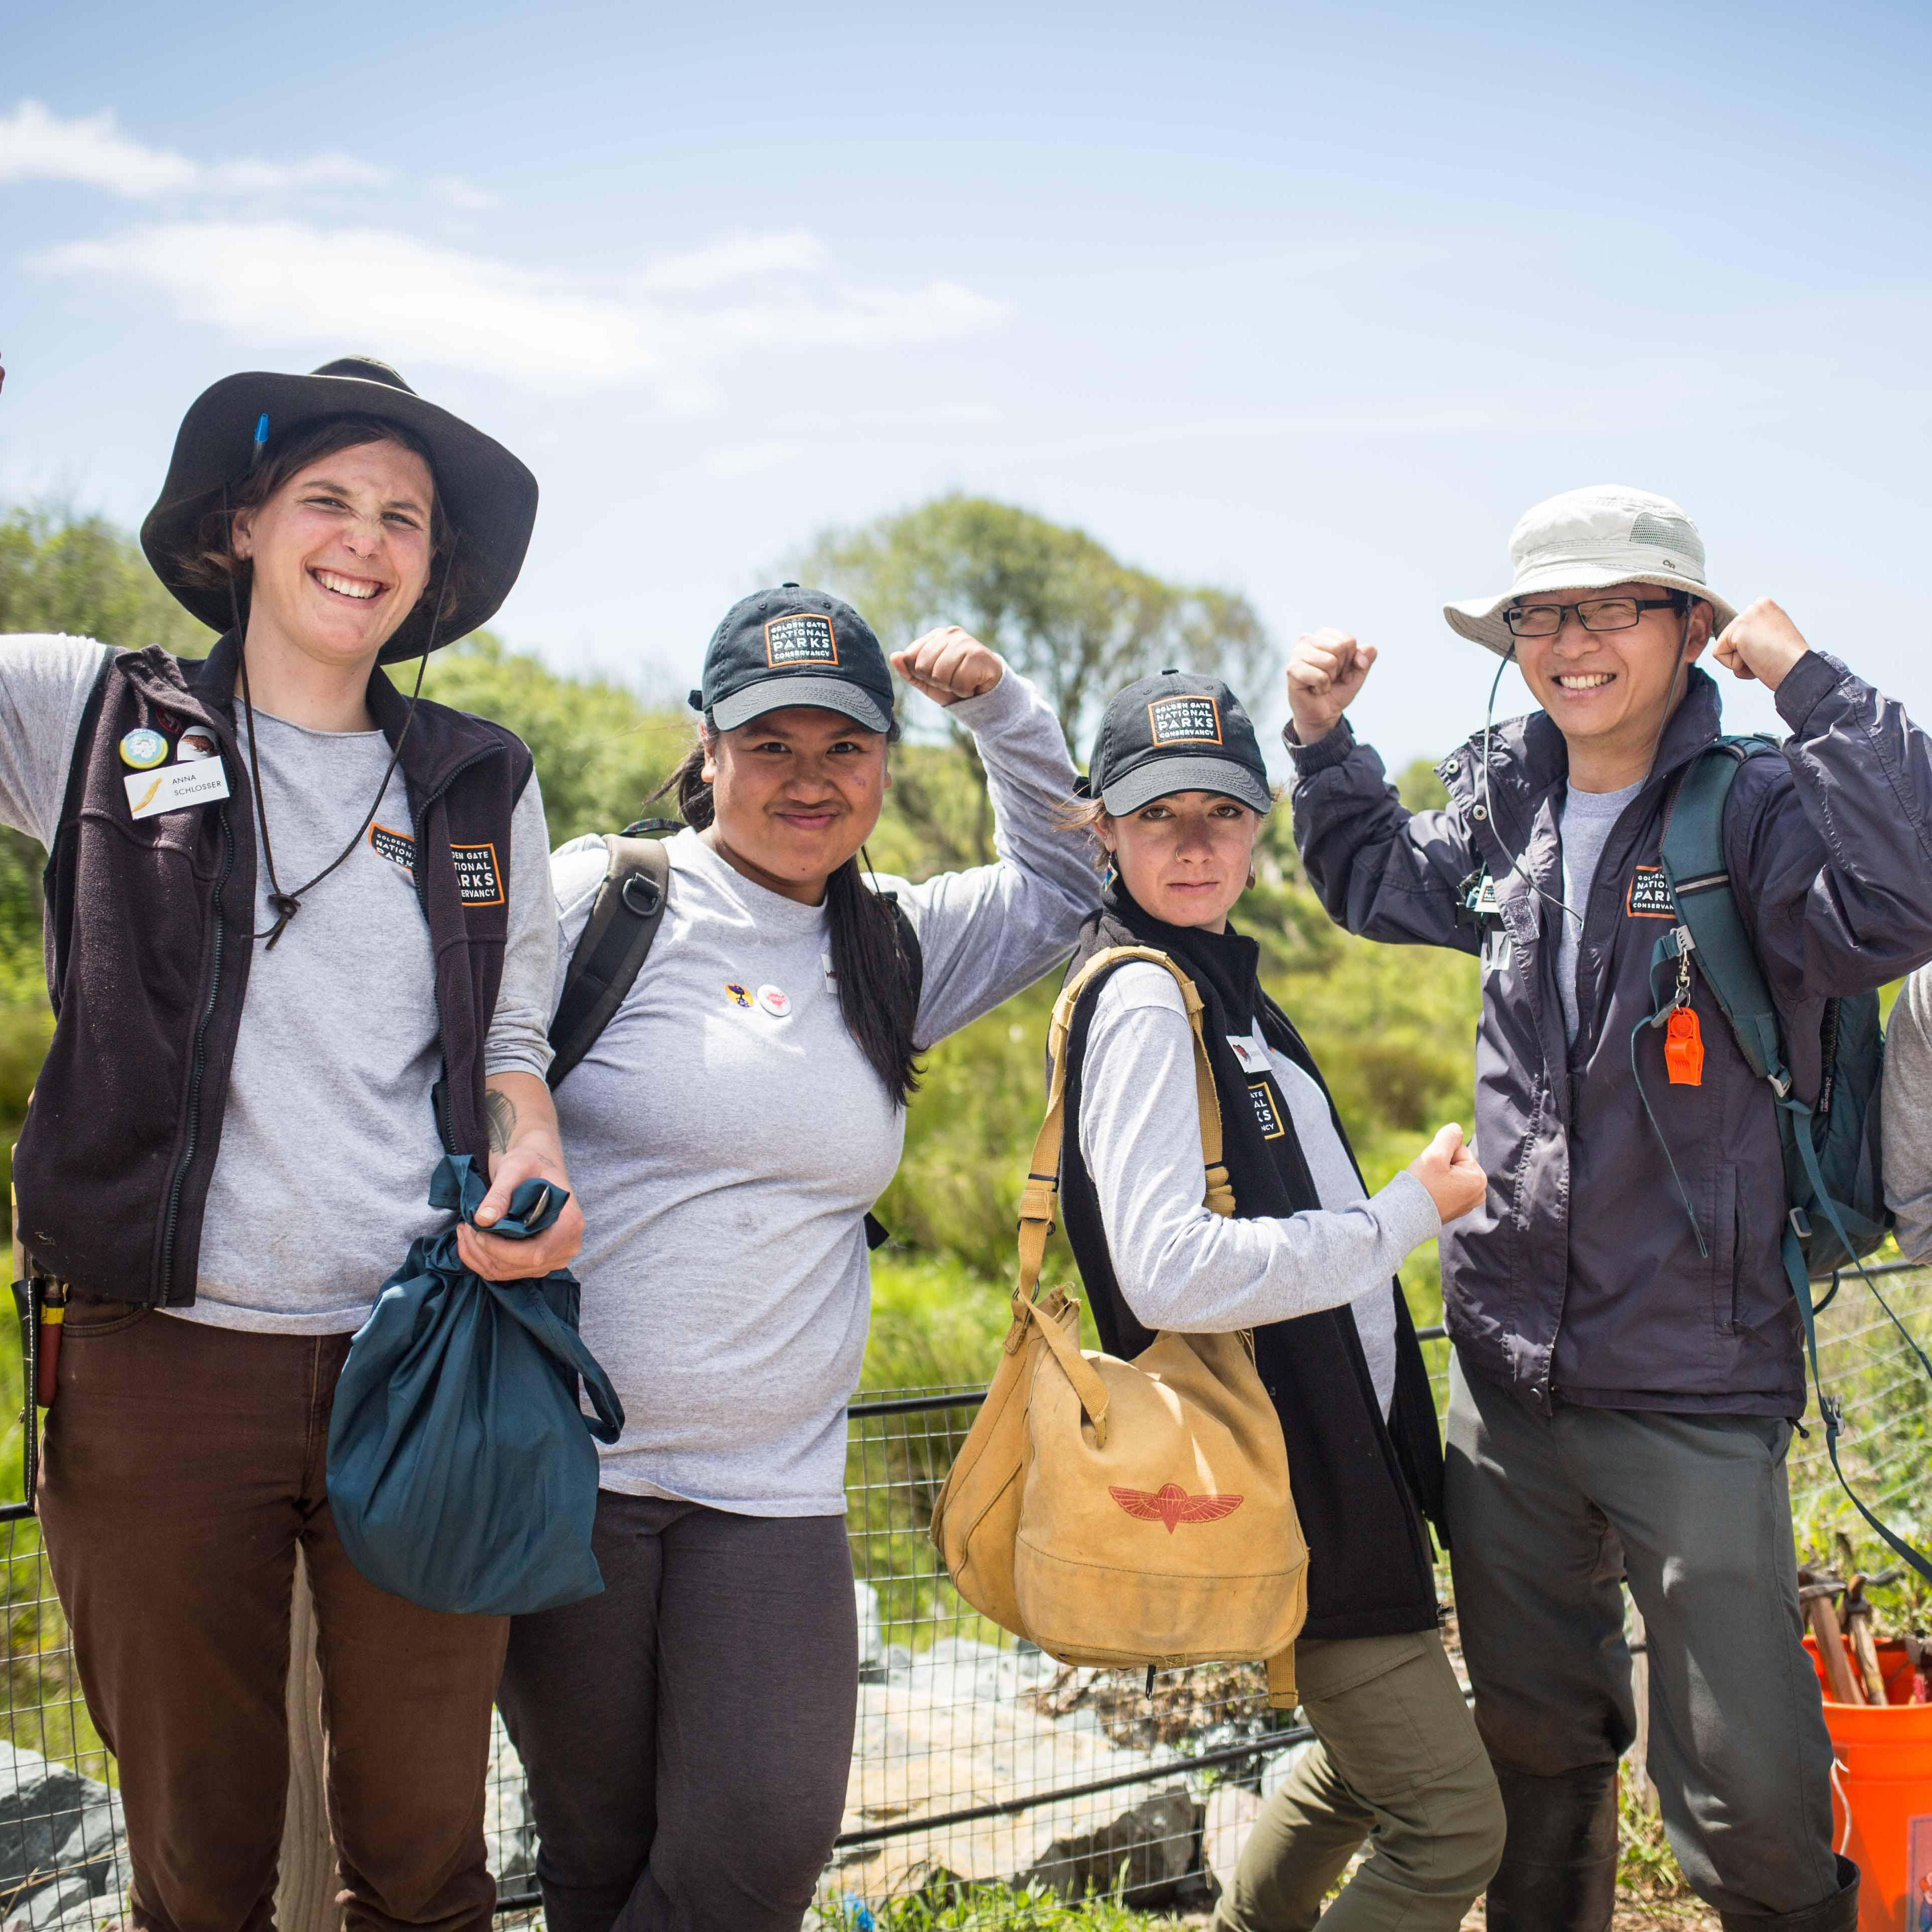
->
xmin=497 ymin=590 xmax=1100 ymax=1932
xmin=1056 ymin=671 xmax=1504 ymax=1932
xmin=1 ymin=358 xmax=574 ymax=1928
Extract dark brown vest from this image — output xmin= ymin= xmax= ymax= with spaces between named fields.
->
xmin=15 ymin=633 xmax=533 ymax=1305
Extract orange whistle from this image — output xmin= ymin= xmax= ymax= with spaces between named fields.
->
xmin=1664 ymin=1007 xmax=1704 ymax=1086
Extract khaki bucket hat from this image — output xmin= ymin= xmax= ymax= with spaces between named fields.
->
xmin=1444 ymin=484 xmax=1737 ymax=658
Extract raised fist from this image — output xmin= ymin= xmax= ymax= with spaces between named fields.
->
xmin=1712 ymin=599 xmax=1810 ymax=693
xmin=891 ymin=626 xmax=1004 ymax=706
xmin=1286 ymin=628 xmax=1377 ymax=744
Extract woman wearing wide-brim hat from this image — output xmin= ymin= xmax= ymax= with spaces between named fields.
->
xmin=2 ymin=356 xmax=578 ymax=1928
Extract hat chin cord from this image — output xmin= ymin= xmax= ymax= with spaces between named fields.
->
xmin=222 ymin=484 xmax=452 ymax=948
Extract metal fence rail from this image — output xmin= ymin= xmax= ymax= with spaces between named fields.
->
xmin=0 ymin=1273 xmax=1924 ymax=1926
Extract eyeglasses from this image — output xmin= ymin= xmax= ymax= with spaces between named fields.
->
xmin=1504 ymin=596 xmax=1683 ymax=638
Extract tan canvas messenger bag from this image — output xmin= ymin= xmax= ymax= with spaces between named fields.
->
xmin=930 ymin=946 xmax=1307 ymax=1706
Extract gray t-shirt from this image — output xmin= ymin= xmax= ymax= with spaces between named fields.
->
xmin=1882 ymin=966 xmax=1932 ymax=1261
xmin=549 ymin=667 xmax=1101 ymax=1516
xmin=1077 ymin=965 xmax=1440 ymax=1417
xmin=0 ymin=633 xmax=558 ymax=1332
xmin=1556 ymin=778 xmax=1643 ymax=1044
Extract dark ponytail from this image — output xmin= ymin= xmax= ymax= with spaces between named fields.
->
xmin=656 ymin=742 xmax=922 ymax=1105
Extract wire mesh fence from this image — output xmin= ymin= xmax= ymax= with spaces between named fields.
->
xmin=0 ymin=1271 xmax=1922 ymax=1925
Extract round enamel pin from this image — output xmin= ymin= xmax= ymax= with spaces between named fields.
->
xmin=756 ymin=984 xmax=791 ymax=1019
xmin=176 ymin=727 xmax=218 ymax=763
xmin=119 ymin=728 xmax=168 ymax=770
xmin=725 ymin=982 xmax=753 ymax=1009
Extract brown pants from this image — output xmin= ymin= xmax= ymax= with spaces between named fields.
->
xmin=38 ymin=1302 xmax=509 ymax=1932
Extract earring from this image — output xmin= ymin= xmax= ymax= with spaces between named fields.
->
xmin=1246 ymin=866 xmax=1257 ymax=891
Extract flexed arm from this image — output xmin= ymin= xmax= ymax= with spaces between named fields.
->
xmin=1285 ymin=629 xmax=1483 ymax=955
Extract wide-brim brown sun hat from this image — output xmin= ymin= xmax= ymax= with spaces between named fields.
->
xmin=140 ymin=356 xmax=538 ymax=664
xmin=1444 ymin=484 xmax=1738 ymax=659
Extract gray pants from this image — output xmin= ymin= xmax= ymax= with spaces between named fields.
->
xmin=1444 ymin=1353 xmax=1840 ymax=1919
xmin=1212 ymin=1631 xmax=1504 ymax=1932
xmin=497 ymin=1492 xmax=858 ymax=1932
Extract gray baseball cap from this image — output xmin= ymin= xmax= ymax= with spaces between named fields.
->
xmin=1083 ymin=670 xmax=1273 ymax=817
xmin=689 ymin=584 xmax=895 ymax=734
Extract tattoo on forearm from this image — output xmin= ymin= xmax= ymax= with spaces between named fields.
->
xmin=486 ymin=1086 xmax=517 ymax=1155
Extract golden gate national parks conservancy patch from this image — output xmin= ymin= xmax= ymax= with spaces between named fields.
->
xmin=1627 ymin=866 xmax=1676 ymax=919
xmin=763 ymin=613 xmax=839 ymax=668
xmin=1248 ymin=1080 xmax=1285 ymax=1140
xmin=368 ymin=825 xmax=506 ymax=906
xmin=1146 ymin=694 xmax=1223 ymax=745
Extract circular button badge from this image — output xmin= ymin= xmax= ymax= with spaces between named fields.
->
xmin=756 ymin=984 xmax=791 ymax=1019
xmin=175 ymin=727 xmax=218 ymax=763
xmin=119 ymin=728 xmax=168 ymax=770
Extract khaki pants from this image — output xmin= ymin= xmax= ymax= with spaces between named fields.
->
xmin=1213 ymin=1631 xmax=1504 ymax=1932
xmin=38 ymin=1302 xmax=508 ymax=1932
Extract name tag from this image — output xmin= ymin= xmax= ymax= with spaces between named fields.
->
xmin=1227 ymin=1033 xmax=1265 ymax=1072
xmin=124 ymin=759 xmax=230 ymax=821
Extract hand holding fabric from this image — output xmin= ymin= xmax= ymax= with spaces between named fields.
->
xmin=459 ymin=1070 xmax=585 ymax=1280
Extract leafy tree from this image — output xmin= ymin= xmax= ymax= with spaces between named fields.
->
xmin=795 ymin=493 xmax=1276 ymax=761
xmin=0 ymin=509 xmax=206 ymax=656
xmin=416 ymin=633 xmax=690 ymax=846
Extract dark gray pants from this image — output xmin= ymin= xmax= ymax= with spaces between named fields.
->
xmin=1444 ymin=1353 xmax=1840 ymax=1920
xmin=497 ymin=1492 xmax=858 ymax=1932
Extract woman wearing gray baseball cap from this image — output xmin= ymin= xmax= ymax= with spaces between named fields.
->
xmin=1282 ymin=484 xmax=1932 ymax=1930
xmin=1056 ymin=668 xmax=1504 ymax=1932
xmin=497 ymin=585 xmax=1102 ymax=1932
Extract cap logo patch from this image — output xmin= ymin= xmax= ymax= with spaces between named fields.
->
xmin=764 ymin=613 xmax=839 ymax=669
xmin=1146 ymin=694 xmax=1223 ymax=746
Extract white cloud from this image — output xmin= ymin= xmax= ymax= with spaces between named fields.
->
xmin=32 ymin=219 xmax=1012 ymax=409
xmin=429 ymin=176 xmax=499 ymax=213
xmin=634 ymin=229 xmax=827 ymax=294
xmin=703 ymin=441 xmax=803 ymax=478
xmin=0 ymin=100 xmax=385 ymax=198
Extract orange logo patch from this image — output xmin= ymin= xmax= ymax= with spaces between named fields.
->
xmin=1109 ymin=1484 xmax=1245 ymax=1534
xmin=1146 ymin=694 xmax=1223 ymax=746
xmin=763 ymin=613 xmax=838 ymax=669
xmin=1627 ymin=867 xmax=1675 ymax=919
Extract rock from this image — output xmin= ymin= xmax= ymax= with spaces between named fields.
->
xmin=1021 ymin=1786 xmax=1202 ymax=1905
xmin=1203 ymin=1783 xmax=1262 ymax=1896
xmin=855 ymin=1582 xmax=886 ymax=1681
xmin=0 ymin=1740 xmax=126 ymax=1928
xmin=485 ymin=1712 xmax=535 ymax=1883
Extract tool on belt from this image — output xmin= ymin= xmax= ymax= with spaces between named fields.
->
xmin=10 ymin=1173 xmax=66 ymax=1513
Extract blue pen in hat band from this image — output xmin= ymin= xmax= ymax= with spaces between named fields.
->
xmin=250 ymin=415 xmax=270 ymax=468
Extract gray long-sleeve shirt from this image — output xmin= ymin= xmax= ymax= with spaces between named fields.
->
xmin=0 ymin=632 xmax=558 ymax=1330
xmin=549 ymin=665 xmax=1099 ymax=1515
xmin=1076 ymin=961 xmax=1441 ymax=1415
xmin=1882 ymin=967 xmax=1932 ymax=1261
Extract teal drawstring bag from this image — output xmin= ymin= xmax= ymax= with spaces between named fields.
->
xmin=327 ymin=1155 xmax=624 ymax=1616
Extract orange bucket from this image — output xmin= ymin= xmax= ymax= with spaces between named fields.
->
xmin=1805 ymin=1637 xmax=1932 ymax=1932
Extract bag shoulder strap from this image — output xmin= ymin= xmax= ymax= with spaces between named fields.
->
xmin=546 ymin=835 xmax=672 ymax=1089
xmin=1015 ymin=946 xmax=1233 ymax=1301
xmin=1659 ymin=739 xmax=1787 ymax=1089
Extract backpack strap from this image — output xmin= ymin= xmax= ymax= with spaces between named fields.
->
xmin=1658 ymin=740 xmax=1788 ymax=1090
xmin=1015 ymin=947 xmax=1233 ymax=1305
xmin=546 ymin=835 xmax=672 ymax=1089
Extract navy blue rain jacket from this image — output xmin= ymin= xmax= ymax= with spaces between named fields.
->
xmin=1290 ymin=655 xmax=1932 ymax=1419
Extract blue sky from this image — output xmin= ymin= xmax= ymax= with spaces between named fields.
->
xmin=4 ymin=0 xmax=1930 ymax=766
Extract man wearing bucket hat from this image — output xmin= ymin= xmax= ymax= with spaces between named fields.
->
xmin=0 ymin=357 xmax=575 ymax=1926
xmin=1280 ymin=485 xmax=1932 ymax=1931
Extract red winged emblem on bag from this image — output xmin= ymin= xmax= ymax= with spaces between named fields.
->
xmin=1109 ymin=1483 xmax=1245 ymax=1534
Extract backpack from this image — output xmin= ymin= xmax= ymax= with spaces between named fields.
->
xmin=1653 ymin=739 xmax=1932 ymax=1584
xmin=545 ymin=822 xmax=924 ymax=1248
xmin=930 ymin=946 xmax=1306 ymax=1705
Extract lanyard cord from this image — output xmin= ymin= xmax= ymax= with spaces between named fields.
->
xmin=222 ymin=484 xmax=454 ymax=949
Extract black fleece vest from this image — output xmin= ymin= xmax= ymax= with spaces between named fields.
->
xmin=14 ymin=634 xmax=533 ymax=1307
xmin=1058 ymin=900 xmax=1444 ymax=1642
